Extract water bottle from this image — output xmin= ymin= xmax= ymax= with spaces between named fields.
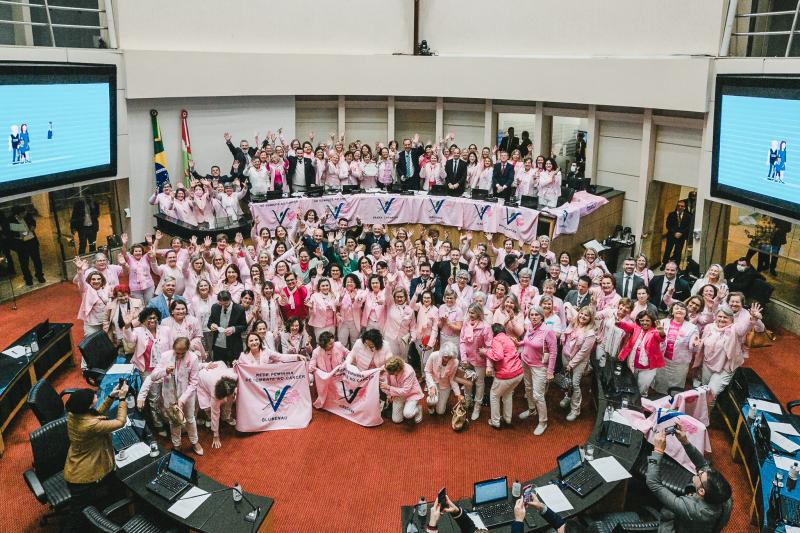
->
xmin=790 ymin=463 xmax=799 ymax=491
xmin=233 ymin=483 xmax=243 ymax=503
xmin=511 ymin=479 xmax=521 ymax=498
xmin=30 ymin=332 xmax=39 ymax=353
xmin=604 ymin=405 xmax=614 ymax=422
xmin=748 ymin=403 xmax=758 ymax=424
xmin=149 ymin=442 xmax=159 ymax=457
xmin=126 ymin=393 xmax=135 ymax=409
xmin=416 ymin=496 xmax=427 ymax=517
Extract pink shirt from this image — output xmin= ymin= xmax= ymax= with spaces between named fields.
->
xmin=307 ymin=292 xmax=338 ymax=328
xmin=459 ymin=320 xmax=493 ymax=368
xmin=124 ymin=254 xmax=155 ymax=291
xmin=196 ymin=363 xmax=237 ymax=434
xmin=521 ymin=324 xmax=558 ymax=371
xmin=562 ymin=327 xmax=597 ymax=366
xmin=123 ymin=326 xmax=170 ymax=373
xmin=150 ymin=349 xmax=201 ymax=406
xmin=415 ymin=304 xmax=439 ymax=348
xmin=438 ymin=304 xmax=464 ymax=338
xmin=339 ymin=289 xmax=364 ymax=325
xmin=345 ymin=339 xmax=390 ymax=371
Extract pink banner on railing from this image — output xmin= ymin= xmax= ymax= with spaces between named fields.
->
xmin=313 ymin=364 xmax=383 ymax=427
xmin=545 ymin=191 xmax=609 ymax=239
xmin=462 ymin=201 xmax=499 ymax=234
xmin=495 ymin=204 xmax=540 ymax=243
xmin=235 ymin=362 xmax=312 ymax=432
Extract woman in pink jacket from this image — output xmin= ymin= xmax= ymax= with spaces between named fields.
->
xmin=423 ymin=343 xmax=462 ymax=415
xmin=239 ymin=333 xmax=304 ymax=365
xmin=309 ymin=331 xmax=349 ymax=377
xmin=119 ymin=233 xmax=155 ymax=304
xmin=561 ymin=306 xmax=597 ymax=421
xmin=653 ymin=302 xmax=700 ymax=394
xmin=485 ymin=324 xmax=524 ymax=428
xmin=725 ymin=292 xmax=765 ymax=360
xmin=412 ymin=289 xmax=439 ymax=370
xmin=381 ymin=356 xmax=424 ymax=424
xmin=77 ymin=270 xmax=109 ymax=337
xmin=537 ymin=158 xmax=562 ymax=208
xmin=438 ymin=288 xmax=464 ymax=348
xmin=361 ymin=275 xmax=386 ymax=331
xmin=338 ymin=274 xmax=364 ymax=348
xmin=306 ymin=277 xmax=338 ymax=343
xmin=616 ymin=310 xmax=666 ymax=397
xmin=519 ymin=305 xmax=558 ymax=436
xmin=195 ymin=362 xmax=237 ymax=449
xmin=345 ymin=329 xmax=391 ymax=371
xmin=149 ymin=337 xmax=203 ymax=454
xmin=161 ymin=300 xmax=206 ymax=360
xmin=383 ymin=285 xmax=416 ymax=362
xmin=460 ymin=303 xmax=494 ymax=421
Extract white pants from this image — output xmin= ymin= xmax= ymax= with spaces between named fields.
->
xmin=169 ymin=393 xmax=198 ymax=447
xmin=523 ymin=364 xmax=549 ymax=423
xmin=702 ymin=365 xmax=735 ymax=399
xmin=633 ymin=368 xmax=658 ymax=396
xmin=83 ymin=323 xmax=103 ymax=337
xmin=653 ymin=359 xmax=690 ymax=395
xmin=490 ymin=374 xmax=523 ymax=424
xmin=564 ymin=357 xmax=589 ymax=414
xmin=391 ymin=397 xmax=420 ymax=423
xmin=466 ymin=367 xmax=487 ymax=407
xmin=539 ymin=195 xmax=558 ymax=208
xmin=141 ymin=370 xmax=165 ymax=430
xmin=338 ymin=320 xmax=360 ymax=348
xmin=416 ymin=341 xmax=434 ymax=372
xmin=430 ymin=385 xmax=452 ymax=415
xmin=386 ymin=335 xmax=410 ymax=362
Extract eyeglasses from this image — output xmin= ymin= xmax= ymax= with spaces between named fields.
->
xmin=695 ymin=467 xmax=709 ymax=493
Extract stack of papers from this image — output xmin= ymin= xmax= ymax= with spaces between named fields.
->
xmin=774 ymin=454 xmax=800 ymax=472
xmin=747 ymin=398 xmax=782 ymax=415
xmin=771 ymin=432 xmax=800 ymax=454
xmin=588 ymin=456 xmax=632 ymax=482
xmin=168 ymin=486 xmax=210 ymax=519
xmin=2 ymin=346 xmax=28 ymax=359
xmin=107 ymin=363 xmax=134 ymax=375
xmin=466 ymin=512 xmax=487 ymax=529
xmin=535 ymin=484 xmax=573 ymax=513
xmin=767 ymin=421 xmax=800 ymax=437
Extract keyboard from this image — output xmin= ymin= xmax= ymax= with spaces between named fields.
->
xmin=478 ymin=501 xmax=513 ymax=518
xmin=566 ymin=467 xmax=594 ymax=486
xmin=155 ymin=472 xmax=186 ymax=492
xmin=606 ymin=421 xmax=632 ymax=445
xmin=783 ymin=495 xmax=800 ymax=526
xmin=564 ymin=466 xmax=604 ymax=496
xmin=112 ymin=426 xmax=139 ymax=451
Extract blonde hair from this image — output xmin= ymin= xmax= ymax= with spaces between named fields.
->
xmin=384 ymin=356 xmax=405 ymax=374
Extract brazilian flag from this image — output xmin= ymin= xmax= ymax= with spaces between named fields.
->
xmin=150 ymin=109 xmax=170 ymax=191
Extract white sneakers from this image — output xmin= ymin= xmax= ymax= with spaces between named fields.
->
xmin=533 ymin=422 xmax=547 ymax=436
xmin=566 ymin=411 xmax=579 ymax=422
xmin=471 ymin=405 xmax=481 ymax=421
xmin=414 ymin=407 xmax=423 ymax=424
xmin=559 ymin=395 xmax=571 ymax=409
xmin=488 ymin=419 xmax=501 ymax=429
xmin=518 ymin=408 xmax=537 ymax=421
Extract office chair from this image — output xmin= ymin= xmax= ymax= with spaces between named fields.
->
xmin=83 ymin=498 xmax=166 ymax=533
xmin=23 ymin=417 xmax=71 ymax=526
xmin=631 ymin=440 xmax=691 ymax=495
xmin=787 ymin=400 xmax=800 ymax=415
xmin=585 ymin=507 xmax=660 ymax=533
xmin=26 ymin=379 xmax=78 ymax=426
xmin=556 ymin=186 xmax=576 ymax=206
xmin=79 ymin=330 xmax=118 ymax=386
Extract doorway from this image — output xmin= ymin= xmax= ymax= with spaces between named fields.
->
xmin=641 ymin=182 xmax=697 ymax=271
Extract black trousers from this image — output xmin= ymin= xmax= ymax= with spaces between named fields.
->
xmin=14 ymin=237 xmax=43 ymax=283
xmin=77 ymin=226 xmax=98 ymax=254
xmin=400 ymin=176 xmax=420 ymax=191
xmin=64 ymin=472 xmax=114 ymax=533
xmin=212 ymin=345 xmax=236 ymax=365
xmin=662 ymin=235 xmax=686 ymax=265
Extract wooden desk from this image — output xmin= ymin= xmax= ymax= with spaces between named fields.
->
xmin=0 ymin=322 xmax=73 ymax=457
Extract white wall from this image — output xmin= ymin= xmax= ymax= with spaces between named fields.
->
xmin=596 ymin=121 xmax=643 ymax=230
xmin=395 ymin=108 xmax=436 ymax=146
xmin=345 ymin=107 xmax=388 ymax=146
xmin=295 ymin=107 xmax=337 ymax=144
xmin=126 ymin=96 xmax=294 ymax=240
xmin=653 ymin=126 xmax=702 ymax=188
xmin=419 ymin=0 xmax=726 ymax=57
xmin=443 ymin=110 xmax=484 ymax=150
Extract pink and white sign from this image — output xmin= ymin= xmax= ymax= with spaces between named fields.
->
xmin=235 ymin=362 xmax=312 ymax=432
xmin=313 ymin=364 xmax=383 ymax=427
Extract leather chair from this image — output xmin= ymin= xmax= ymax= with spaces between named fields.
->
xmin=787 ymin=400 xmax=800 ymax=415
xmin=556 ymin=186 xmax=576 ymax=206
xmin=22 ymin=417 xmax=71 ymax=526
xmin=631 ymin=440 xmax=692 ymax=495
xmin=586 ymin=507 xmax=661 ymax=533
xmin=83 ymin=498 xmax=165 ymax=533
xmin=26 ymin=378 xmax=78 ymax=426
xmin=79 ymin=330 xmax=118 ymax=386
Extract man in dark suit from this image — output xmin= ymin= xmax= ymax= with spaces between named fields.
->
xmin=207 ymin=290 xmax=248 ymax=364
xmin=288 ymin=148 xmax=316 ymax=193
xmin=148 ymin=277 xmax=187 ymax=319
xmin=649 ymin=262 xmax=690 ymax=311
xmin=433 ymin=249 xmax=469 ymax=286
xmin=188 ymin=160 xmax=235 ymax=185
xmin=360 ymin=223 xmax=391 ymax=253
xmin=662 ymin=200 xmax=692 ymax=268
xmin=564 ymin=275 xmax=594 ymax=309
xmin=444 ymin=147 xmax=468 ymax=196
xmin=614 ymin=258 xmax=645 ymax=299
xmin=499 ymin=127 xmax=520 ymax=154
xmin=409 ymin=262 xmax=436 ymax=301
xmin=495 ymin=254 xmax=520 ymax=287
xmin=395 ymin=135 xmax=425 ymax=191
xmin=491 ymin=151 xmax=515 ymax=199
xmin=518 ymin=240 xmax=548 ymax=275
xmin=724 ymin=257 xmax=764 ymax=296
xmin=519 ymin=131 xmax=532 ymax=158
xmin=70 ymin=193 xmax=100 ymax=254
xmin=223 ymin=132 xmax=256 ymax=175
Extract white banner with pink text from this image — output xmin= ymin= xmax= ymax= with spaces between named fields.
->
xmin=313 ymin=364 xmax=383 ymax=427
xmin=235 ymin=362 xmax=312 ymax=432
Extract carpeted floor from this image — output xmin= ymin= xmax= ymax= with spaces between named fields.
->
xmin=0 ymin=282 xmax=794 ymax=532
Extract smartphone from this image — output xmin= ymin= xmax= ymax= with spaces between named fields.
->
xmin=665 ymin=426 xmax=677 ymax=436
xmin=437 ymin=487 xmax=447 ymax=507
xmin=118 ymin=377 xmax=125 ymax=389
xmin=522 ymin=484 xmax=533 ymax=504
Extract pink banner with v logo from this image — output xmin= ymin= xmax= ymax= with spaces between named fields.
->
xmin=313 ymin=364 xmax=383 ymax=427
xmin=235 ymin=362 xmax=312 ymax=432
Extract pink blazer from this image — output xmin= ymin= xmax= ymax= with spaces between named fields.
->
xmin=150 ymin=349 xmax=201 ymax=406
xmin=520 ymin=324 xmax=558 ymax=371
xmin=386 ymin=363 xmax=424 ymax=401
xmin=485 ymin=333 xmax=523 ymax=379
xmin=309 ymin=342 xmax=349 ymax=373
xmin=361 ymin=290 xmax=387 ymax=328
xmin=307 ymin=292 xmax=337 ymax=328
xmin=196 ymin=363 xmax=237 ymax=433
xmin=459 ymin=320 xmax=493 ymax=368
xmin=424 ymin=351 xmax=460 ymax=395
xmin=339 ymin=289 xmax=364 ymax=326
xmin=345 ymin=339 xmax=390 ymax=371
xmin=123 ymin=326 xmax=171 ymax=373
xmin=617 ymin=321 xmax=665 ymax=370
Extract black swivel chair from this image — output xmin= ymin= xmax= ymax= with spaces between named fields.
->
xmin=23 ymin=417 xmax=72 ymax=526
xmin=585 ymin=507 xmax=661 ymax=533
xmin=26 ymin=378 xmax=78 ymax=426
xmin=79 ymin=330 xmax=118 ymax=386
xmin=83 ymin=499 xmax=166 ymax=533
xmin=556 ymin=186 xmax=576 ymax=207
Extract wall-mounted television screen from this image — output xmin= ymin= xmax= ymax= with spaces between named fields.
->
xmin=713 ymin=75 xmax=800 ymax=221
xmin=0 ymin=62 xmax=116 ymax=198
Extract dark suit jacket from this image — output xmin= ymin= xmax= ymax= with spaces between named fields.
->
xmin=614 ymin=272 xmax=645 ymax=298
xmin=648 ymin=275 xmax=690 ymax=310
xmin=666 ymin=210 xmax=692 ymax=239
xmin=207 ymin=302 xmax=248 ymax=355
xmin=191 ymin=170 xmax=235 ymax=185
xmin=499 ymin=135 xmax=520 ymax=154
xmin=70 ymin=199 xmax=100 ymax=232
xmin=519 ymin=138 xmax=532 ymax=157
xmin=149 ymin=294 xmax=187 ymax=320
xmin=395 ymin=147 xmax=425 ymax=182
xmin=564 ymin=289 xmax=592 ymax=309
xmin=288 ymin=155 xmax=316 ymax=189
xmin=361 ymin=233 xmax=391 ymax=253
xmin=433 ymin=260 xmax=469 ymax=284
xmin=444 ymin=158 xmax=468 ymax=196
xmin=491 ymin=162 xmax=515 ymax=197
xmin=723 ymin=263 xmax=764 ymax=295
xmin=409 ymin=276 xmax=436 ymax=301
xmin=494 ymin=267 xmax=519 ymax=287
xmin=518 ymin=253 xmax=548 ymax=285
xmin=226 ymin=140 xmax=257 ymax=174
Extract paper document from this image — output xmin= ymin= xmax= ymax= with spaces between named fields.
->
xmin=747 ymin=398 xmax=782 ymax=415
xmin=535 ymin=484 xmax=573 ymax=513
xmin=114 ymin=442 xmax=150 ymax=468
xmin=773 ymin=454 xmax=800 ymax=473
xmin=611 ymin=411 xmax=633 ymax=427
xmin=2 ymin=346 xmax=28 ymax=359
xmin=466 ymin=512 xmax=487 ymax=529
xmin=771 ymin=432 xmax=800 ymax=454
xmin=589 ymin=456 xmax=632 ymax=482
xmin=582 ymin=239 xmax=609 ymax=252
xmin=786 ymin=526 xmax=800 ymax=533
xmin=107 ymin=363 xmax=134 ymax=375
xmin=768 ymin=421 xmax=800 ymax=437
xmin=168 ymin=486 xmax=210 ymax=519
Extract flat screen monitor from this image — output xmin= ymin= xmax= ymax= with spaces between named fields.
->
xmin=712 ymin=75 xmax=800 ymax=220
xmin=0 ymin=62 xmax=116 ymax=198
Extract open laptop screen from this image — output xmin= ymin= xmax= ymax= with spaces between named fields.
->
xmin=168 ymin=451 xmax=195 ymax=481
xmin=474 ymin=477 xmax=507 ymax=505
xmin=558 ymin=446 xmax=582 ymax=478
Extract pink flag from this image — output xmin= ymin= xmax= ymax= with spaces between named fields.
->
xmin=235 ymin=362 xmax=312 ymax=432
xmin=313 ymin=364 xmax=383 ymax=427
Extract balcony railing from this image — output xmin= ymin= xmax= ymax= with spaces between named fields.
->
xmin=0 ymin=0 xmax=116 ymax=49
xmin=722 ymin=0 xmax=800 ymax=57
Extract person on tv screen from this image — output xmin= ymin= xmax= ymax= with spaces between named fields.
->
xmin=8 ymin=124 xmax=20 ymax=164
xmin=768 ymin=139 xmax=778 ymax=179
xmin=18 ymin=123 xmax=30 ymax=163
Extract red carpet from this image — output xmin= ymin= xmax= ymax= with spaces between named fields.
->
xmin=1 ymin=282 xmax=794 ymax=532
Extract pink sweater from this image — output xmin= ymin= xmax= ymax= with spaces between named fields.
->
xmin=520 ymin=324 xmax=558 ymax=372
xmin=424 ymin=352 xmax=460 ymax=395
xmin=485 ymin=333 xmax=523 ymax=379
xmin=459 ymin=320 xmax=493 ymax=368
xmin=196 ymin=363 xmax=237 ymax=434
xmin=309 ymin=342 xmax=349 ymax=373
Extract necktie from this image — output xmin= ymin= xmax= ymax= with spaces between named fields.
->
xmin=406 ymin=152 xmax=412 ymax=177
xmin=453 ymin=160 xmax=458 ymax=174
xmin=451 ymin=264 xmax=456 ymax=280
xmin=678 ymin=212 xmax=682 ymax=224
xmin=664 ymin=280 xmax=671 ymax=298
xmin=503 ymin=163 xmax=506 ymax=173
xmin=623 ymin=276 xmax=630 ymax=298
xmin=167 ymin=297 xmax=172 ymax=310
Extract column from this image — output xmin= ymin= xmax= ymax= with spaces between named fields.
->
xmin=435 ymin=97 xmax=444 ymax=142
xmin=483 ymin=99 xmax=493 ymax=149
xmin=337 ymin=96 xmax=346 ymax=140
xmin=633 ymin=109 xmax=656 ymax=242
xmin=387 ymin=96 xmax=396 ymax=143
xmin=585 ymin=105 xmax=599 ymax=183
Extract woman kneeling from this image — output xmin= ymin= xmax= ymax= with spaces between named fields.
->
xmin=382 ymin=356 xmax=424 ymax=424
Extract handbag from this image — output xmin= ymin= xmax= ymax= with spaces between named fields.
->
xmin=164 ymin=372 xmax=186 ymax=426
xmin=746 ymin=329 xmax=776 ymax=349
xmin=451 ymin=399 xmax=468 ymax=432
xmin=552 ymin=369 xmax=573 ymax=393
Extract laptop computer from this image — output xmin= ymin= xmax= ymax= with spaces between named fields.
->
xmin=473 ymin=477 xmax=515 ymax=529
xmin=782 ymin=494 xmax=800 ymax=526
xmin=471 ymin=188 xmax=489 ymax=200
xmin=601 ymin=420 xmax=632 ymax=446
xmin=429 ymin=184 xmax=447 ymax=196
xmin=520 ymin=195 xmax=539 ymax=209
xmin=111 ymin=425 xmax=140 ymax=452
xmin=558 ymin=446 xmax=603 ymax=497
xmin=146 ymin=450 xmax=195 ymax=501
xmin=342 ymin=184 xmax=361 ymax=195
